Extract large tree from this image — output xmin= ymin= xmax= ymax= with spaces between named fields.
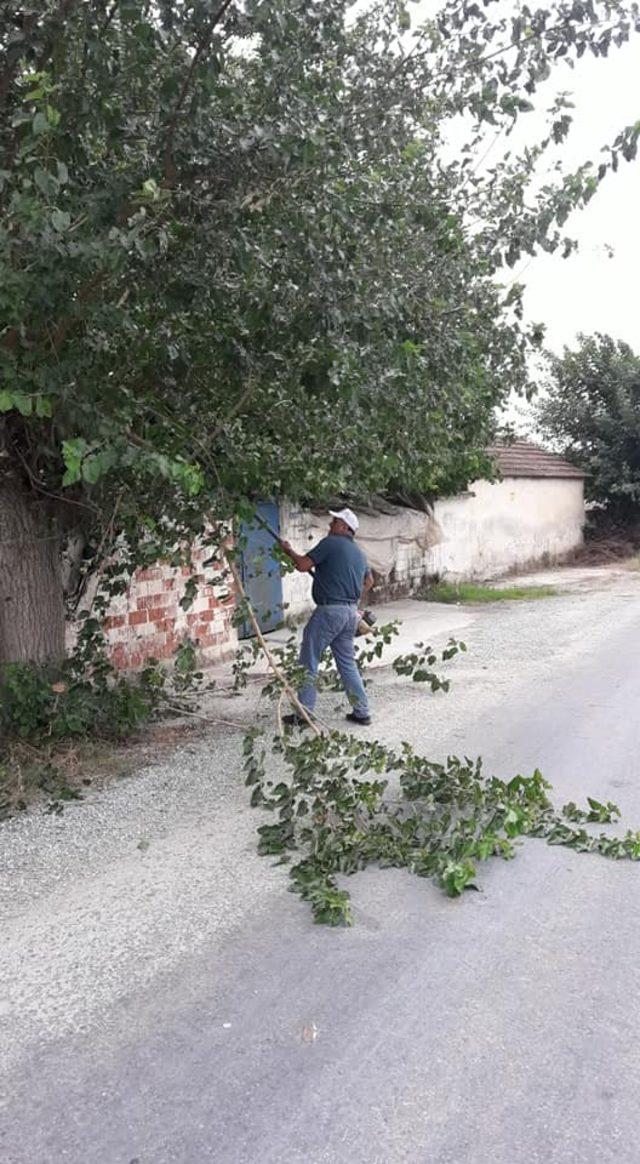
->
xmin=537 ymin=333 xmax=640 ymax=523
xmin=1 ymin=0 xmax=639 ymax=664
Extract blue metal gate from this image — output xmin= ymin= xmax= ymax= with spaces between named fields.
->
xmin=239 ymin=501 xmax=284 ymax=638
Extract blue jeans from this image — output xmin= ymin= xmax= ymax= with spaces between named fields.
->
xmin=298 ymin=605 xmax=370 ymax=719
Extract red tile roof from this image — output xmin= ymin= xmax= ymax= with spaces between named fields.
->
xmin=486 ymin=440 xmax=585 ymax=480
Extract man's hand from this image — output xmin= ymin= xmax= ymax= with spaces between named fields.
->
xmin=278 ymin=540 xmax=314 ymax=573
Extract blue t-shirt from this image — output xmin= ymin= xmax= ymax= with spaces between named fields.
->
xmin=308 ymin=535 xmax=369 ymax=605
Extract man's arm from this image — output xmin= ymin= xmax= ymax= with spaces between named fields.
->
xmin=358 ymin=569 xmax=374 ymax=605
xmin=279 ymin=540 xmax=315 ymax=573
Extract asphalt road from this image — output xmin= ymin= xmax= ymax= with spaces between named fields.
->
xmin=3 ymin=571 xmax=640 ymax=1163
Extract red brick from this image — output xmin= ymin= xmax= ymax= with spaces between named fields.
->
xmin=103 ymin=615 xmax=126 ymax=631
xmin=124 ymin=653 xmax=144 ymax=670
xmin=128 ymin=610 xmax=148 ymax=626
xmin=196 ymin=609 xmax=216 ymax=623
xmin=197 ymin=632 xmax=219 ymax=647
xmin=152 ymin=617 xmax=174 ymax=634
xmin=146 ymin=607 xmax=171 ymax=625
xmin=143 ymin=629 xmax=165 ymax=643
xmin=137 ymin=593 xmax=168 ymax=611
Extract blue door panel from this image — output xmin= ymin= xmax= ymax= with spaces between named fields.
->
xmin=239 ymin=502 xmax=283 ymax=638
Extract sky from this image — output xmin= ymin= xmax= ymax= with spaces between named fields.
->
xmin=517 ymin=38 xmax=640 ymax=356
xmin=408 ymin=1 xmax=640 ymax=356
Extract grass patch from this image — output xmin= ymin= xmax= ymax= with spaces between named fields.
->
xmin=420 ymin=581 xmax=558 ymax=604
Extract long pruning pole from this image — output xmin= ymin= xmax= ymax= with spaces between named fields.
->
xmin=224 ymin=548 xmax=322 ymax=737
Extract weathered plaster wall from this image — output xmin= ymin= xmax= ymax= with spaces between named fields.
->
xmin=278 ymin=501 xmax=315 ymax=621
xmin=427 ymin=476 xmax=585 ymax=580
xmin=280 ymin=476 xmax=585 ymax=616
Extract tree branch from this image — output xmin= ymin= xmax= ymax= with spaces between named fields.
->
xmin=208 ymin=375 xmax=257 ymax=441
xmin=9 ymin=437 xmax=99 ymax=516
xmin=103 ymin=0 xmax=119 ymax=34
xmin=162 ymin=0 xmax=235 ymax=181
xmin=48 ymin=273 xmax=105 ymax=356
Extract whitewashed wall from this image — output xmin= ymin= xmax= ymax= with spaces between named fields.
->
xmin=280 ymin=475 xmax=584 ymax=615
xmin=279 ymin=501 xmax=315 ymax=620
xmin=427 ymin=476 xmax=585 ymax=580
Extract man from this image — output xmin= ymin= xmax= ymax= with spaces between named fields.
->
xmin=280 ymin=508 xmax=374 ymax=727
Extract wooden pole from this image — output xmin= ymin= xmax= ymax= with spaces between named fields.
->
xmin=225 ymin=550 xmax=322 ymax=736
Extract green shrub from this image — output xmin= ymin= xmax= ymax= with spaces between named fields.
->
xmin=0 ymin=618 xmax=202 ymax=744
xmin=0 ymin=659 xmax=162 ymax=742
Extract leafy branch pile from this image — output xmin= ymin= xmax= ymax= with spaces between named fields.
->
xmin=244 ymin=727 xmax=639 ymax=926
xmin=242 ymin=637 xmax=639 ymax=926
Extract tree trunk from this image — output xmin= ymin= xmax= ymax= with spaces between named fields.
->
xmin=0 ymin=476 xmax=66 ymax=667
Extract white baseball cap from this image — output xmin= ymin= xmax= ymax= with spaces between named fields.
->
xmin=329 ymin=507 xmax=359 ymax=532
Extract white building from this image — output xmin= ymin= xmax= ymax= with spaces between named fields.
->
xmin=279 ymin=442 xmax=585 ymax=617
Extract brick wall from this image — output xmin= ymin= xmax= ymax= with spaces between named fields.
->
xmin=100 ymin=547 xmax=237 ymax=672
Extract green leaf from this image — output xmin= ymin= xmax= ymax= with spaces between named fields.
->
xmin=35 ymin=395 xmax=53 ymax=418
xmin=34 ymin=167 xmax=52 ymax=195
xmin=32 ymin=111 xmax=48 ymax=135
xmin=13 ymin=394 xmax=33 ymax=416
xmin=141 ymin=178 xmax=159 ymax=199
xmin=81 ymin=456 xmax=104 ymax=485
xmin=51 ymin=209 xmax=70 ymax=232
xmin=62 ymin=438 xmax=89 ymax=486
xmin=398 ymin=7 xmax=411 ymax=31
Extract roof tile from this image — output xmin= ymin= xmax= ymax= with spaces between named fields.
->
xmin=486 ymin=440 xmax=585 ymax=480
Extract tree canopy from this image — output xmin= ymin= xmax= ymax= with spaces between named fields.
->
xmin=1 ymin=0 xmax=640 ymax=660
xmin=537 ymin=333 xmax=640 ymax=523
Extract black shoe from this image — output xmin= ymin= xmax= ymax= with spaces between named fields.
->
xmin=345 ymin=712 xmax=372 ymax=726
xmin=283 ymin=713 xmax=312 ymax=728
